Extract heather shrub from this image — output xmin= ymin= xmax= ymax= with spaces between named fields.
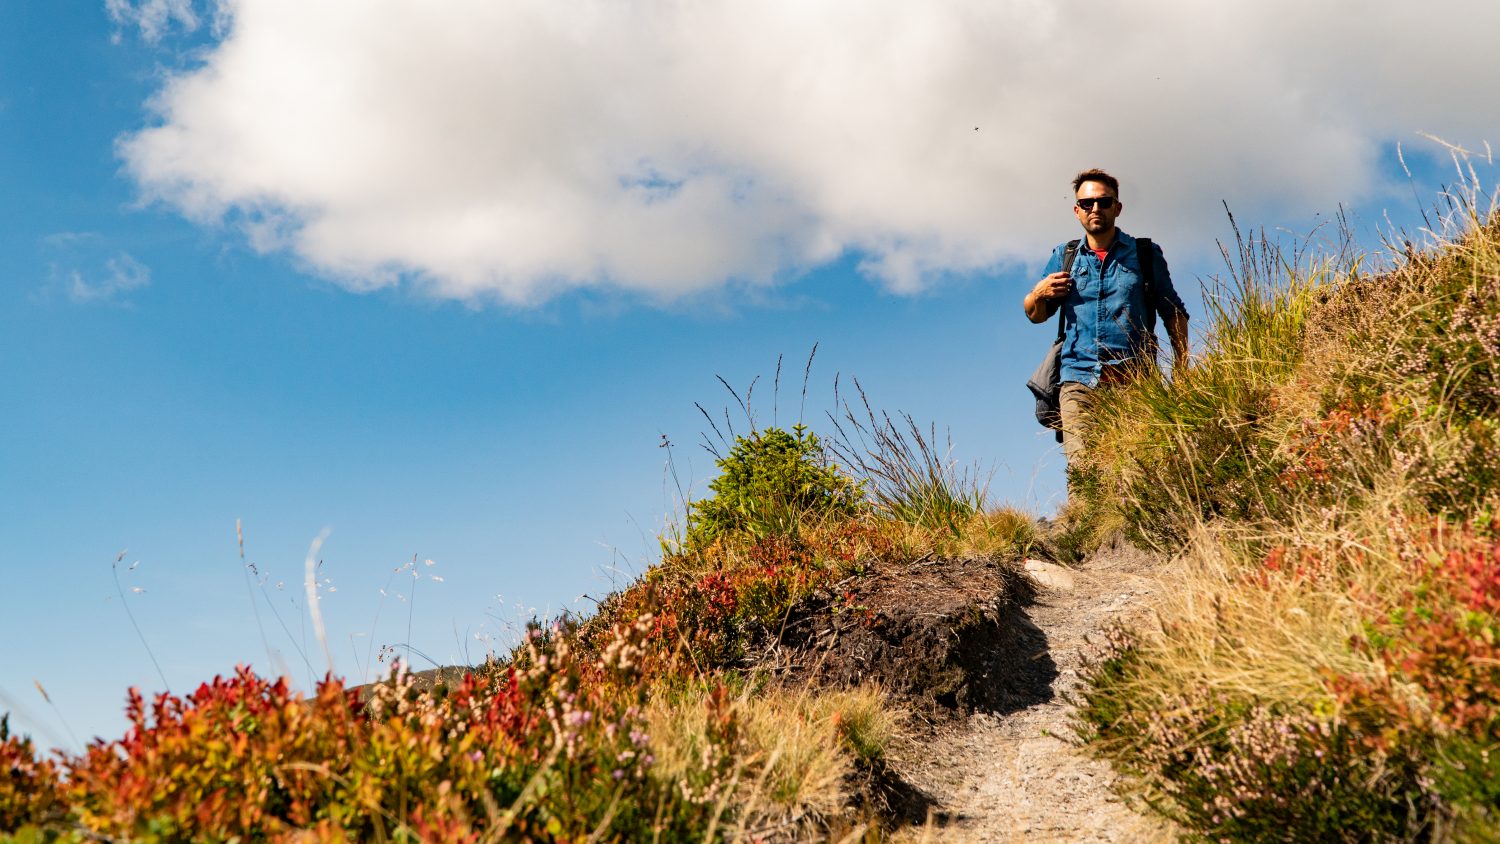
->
xmin=1330 ymin=523 xmax=1500 ymax=839
xmin=52 ymin=614 xmax=728 ymax=842
xmin=589 ymin=518 xmax=895 ymax=674
xmin=349 ymin=616 xmax=673 ymax=842
xmin=1073 ymin=506 xmax=1486 ymax=839
xmin=1347 ymin=525 xmax=1500 ymax=739
xmin=0 ymin=715 xmax=65 ymax=834
xmin=1079 ymin=630 xmax=1430 ymax=842
xmin=63 ymin=669 xmax=366 ymax=840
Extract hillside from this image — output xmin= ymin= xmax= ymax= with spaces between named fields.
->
xmin=0 ymin=411 xmax=1064 ymax=840
xmin=5 ymin=196 xmax=1499 ymax=841
xmin=1069 ymin=201 xmax=1500 ymax=840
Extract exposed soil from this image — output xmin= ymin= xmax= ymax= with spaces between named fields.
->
xmin=748 ymin=554 xmax=1043 ymax=718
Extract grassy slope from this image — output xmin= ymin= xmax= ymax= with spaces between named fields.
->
xmin=1072 ymin=201 xmax=1500 ymax=841
xmin=1 ymin=417 xmax=1038 ymax=841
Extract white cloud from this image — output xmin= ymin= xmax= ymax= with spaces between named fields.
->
xmin=116 ymin=0 xmax=1500 ymax=304
xmin=106 ymin=0 xmax=200 ymax=43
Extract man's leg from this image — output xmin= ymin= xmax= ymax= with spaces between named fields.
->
xmin=1059 ymin=381 xmax=1094 ymax=467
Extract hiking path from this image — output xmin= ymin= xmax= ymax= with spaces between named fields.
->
xmin=891 ymin=541 xmax=1173 ymax=843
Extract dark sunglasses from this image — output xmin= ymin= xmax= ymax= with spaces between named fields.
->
xmin=1076 ymin=197 xmax=1117 ymax=211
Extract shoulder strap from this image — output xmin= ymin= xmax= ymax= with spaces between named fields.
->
xmin=1061 ymin=239 xmax=1081 ymax=275
xmin=1137 ymin=237 xmax=1155 ymax=303
xmin=1137 ymin=237 xmax=1158 ymax=334
xmin=1054 ymin=239 xmax=1080 ymax=341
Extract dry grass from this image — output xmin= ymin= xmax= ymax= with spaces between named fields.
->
xmin=1073 ymin=160 xmax=1500 ymax=837
xmin=1119 ymin=506 xmax=1398 ymax=715
xmin=861 ymin=505 xmax=1038 ymax=563
xmin=644 ymin=682 xmax=901 ymax=839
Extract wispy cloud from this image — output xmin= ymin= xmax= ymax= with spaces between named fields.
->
xmin=65 ymin=256 xmax=150 ymax=305
xmin=105 ymin=0 xmax=200 ymax=43
xmin=115 ymin=0 xmax=1500 ymax=305
xmin=58 ymin=253 xmax=152 ymax=304
xmin=43 ymin=233 xmax=153 ymax=304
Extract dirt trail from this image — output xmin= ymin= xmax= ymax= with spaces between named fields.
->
xmin=891 ymin=540 xmax=1173 ymax=842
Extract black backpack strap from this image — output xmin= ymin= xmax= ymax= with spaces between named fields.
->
xmin=1137 ymin=237 xmax=1157 ymax=333
xmin=1055 ymin=239 xmax=1080 ymax=341
xmin=1061 ymin=238 xmax=1081 ymax=275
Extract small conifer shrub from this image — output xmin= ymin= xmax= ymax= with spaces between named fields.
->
xmin=685 ymin=424 xmax=862 ymax=549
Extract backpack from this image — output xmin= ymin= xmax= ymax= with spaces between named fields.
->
xmin=1024 ymin=237 xmax=1156 ymax=440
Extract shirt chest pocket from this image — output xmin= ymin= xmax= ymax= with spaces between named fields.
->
xmin=1102 ymin=264 xmax=1147 ymax=324
xmin=1076 ymin=260 xmax=1110 ymax=294
xmin=1109 ymin=264 xmax=1146 ymax=304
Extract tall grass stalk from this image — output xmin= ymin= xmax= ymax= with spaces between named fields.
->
xmin=826 ymin=377 xmax=986 ymax=533
xmin=302 ymin=528 xmax=335 ymax=677
xmin=0 ymin=684 xmax=72 ymax=754
xmin=110 ymin=550 xmax=170 ymax=693
xmin=229 ymin=522 xmax=318 ymax=681
xmin=1071 ymin=217 xmax=1350 ymax=548
xmin=235 ymin=519 xmax=275 ymax=671
xmin=31 ymin=681 xmax=80 ymax=755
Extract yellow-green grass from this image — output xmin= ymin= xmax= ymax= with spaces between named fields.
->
xmin=1075 ymin=197 xmax=1500 ymax=840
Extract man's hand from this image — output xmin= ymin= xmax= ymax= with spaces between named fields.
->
xmin=1023 ymin=271 xmax=1072 ymax=323
xmin=1034 ymin=271 xmax=1072 ymax=300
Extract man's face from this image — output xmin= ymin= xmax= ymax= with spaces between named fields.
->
xmin=1073 ymin=180 xmax=1122 ymax=236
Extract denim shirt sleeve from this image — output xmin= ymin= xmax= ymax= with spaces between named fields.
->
xmin=1041 ymin=242 xmax=1066 ymax=278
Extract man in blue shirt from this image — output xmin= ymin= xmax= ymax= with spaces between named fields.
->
xmin=1022 ymin=169 xmax=1190 ymax=465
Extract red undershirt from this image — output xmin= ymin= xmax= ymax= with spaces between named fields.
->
xmin=1090 ymin=247 xmax=1109 ymax=264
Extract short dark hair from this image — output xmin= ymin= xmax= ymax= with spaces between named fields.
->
xmin=1072 ymin=169 xmax=1119 ymax=196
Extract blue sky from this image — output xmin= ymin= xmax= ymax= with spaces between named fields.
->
xmin=3 ymin=0 xmax=1497 ymax=750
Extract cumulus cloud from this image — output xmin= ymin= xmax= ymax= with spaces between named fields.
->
xmin=116 ymin=0 xmax=1500 ymax=304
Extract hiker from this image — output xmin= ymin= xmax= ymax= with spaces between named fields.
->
xmin=1023 ymin=169 xmax=1190 ymax=466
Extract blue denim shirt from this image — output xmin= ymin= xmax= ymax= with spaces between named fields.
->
xmin=1040 ymin=230 xmax=1187 ymax=387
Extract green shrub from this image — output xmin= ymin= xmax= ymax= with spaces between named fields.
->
xmin=1430 ymin=736 xmax=1500 ymax=841
xmin=685 ymin=424 xmax=862 ymax=550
